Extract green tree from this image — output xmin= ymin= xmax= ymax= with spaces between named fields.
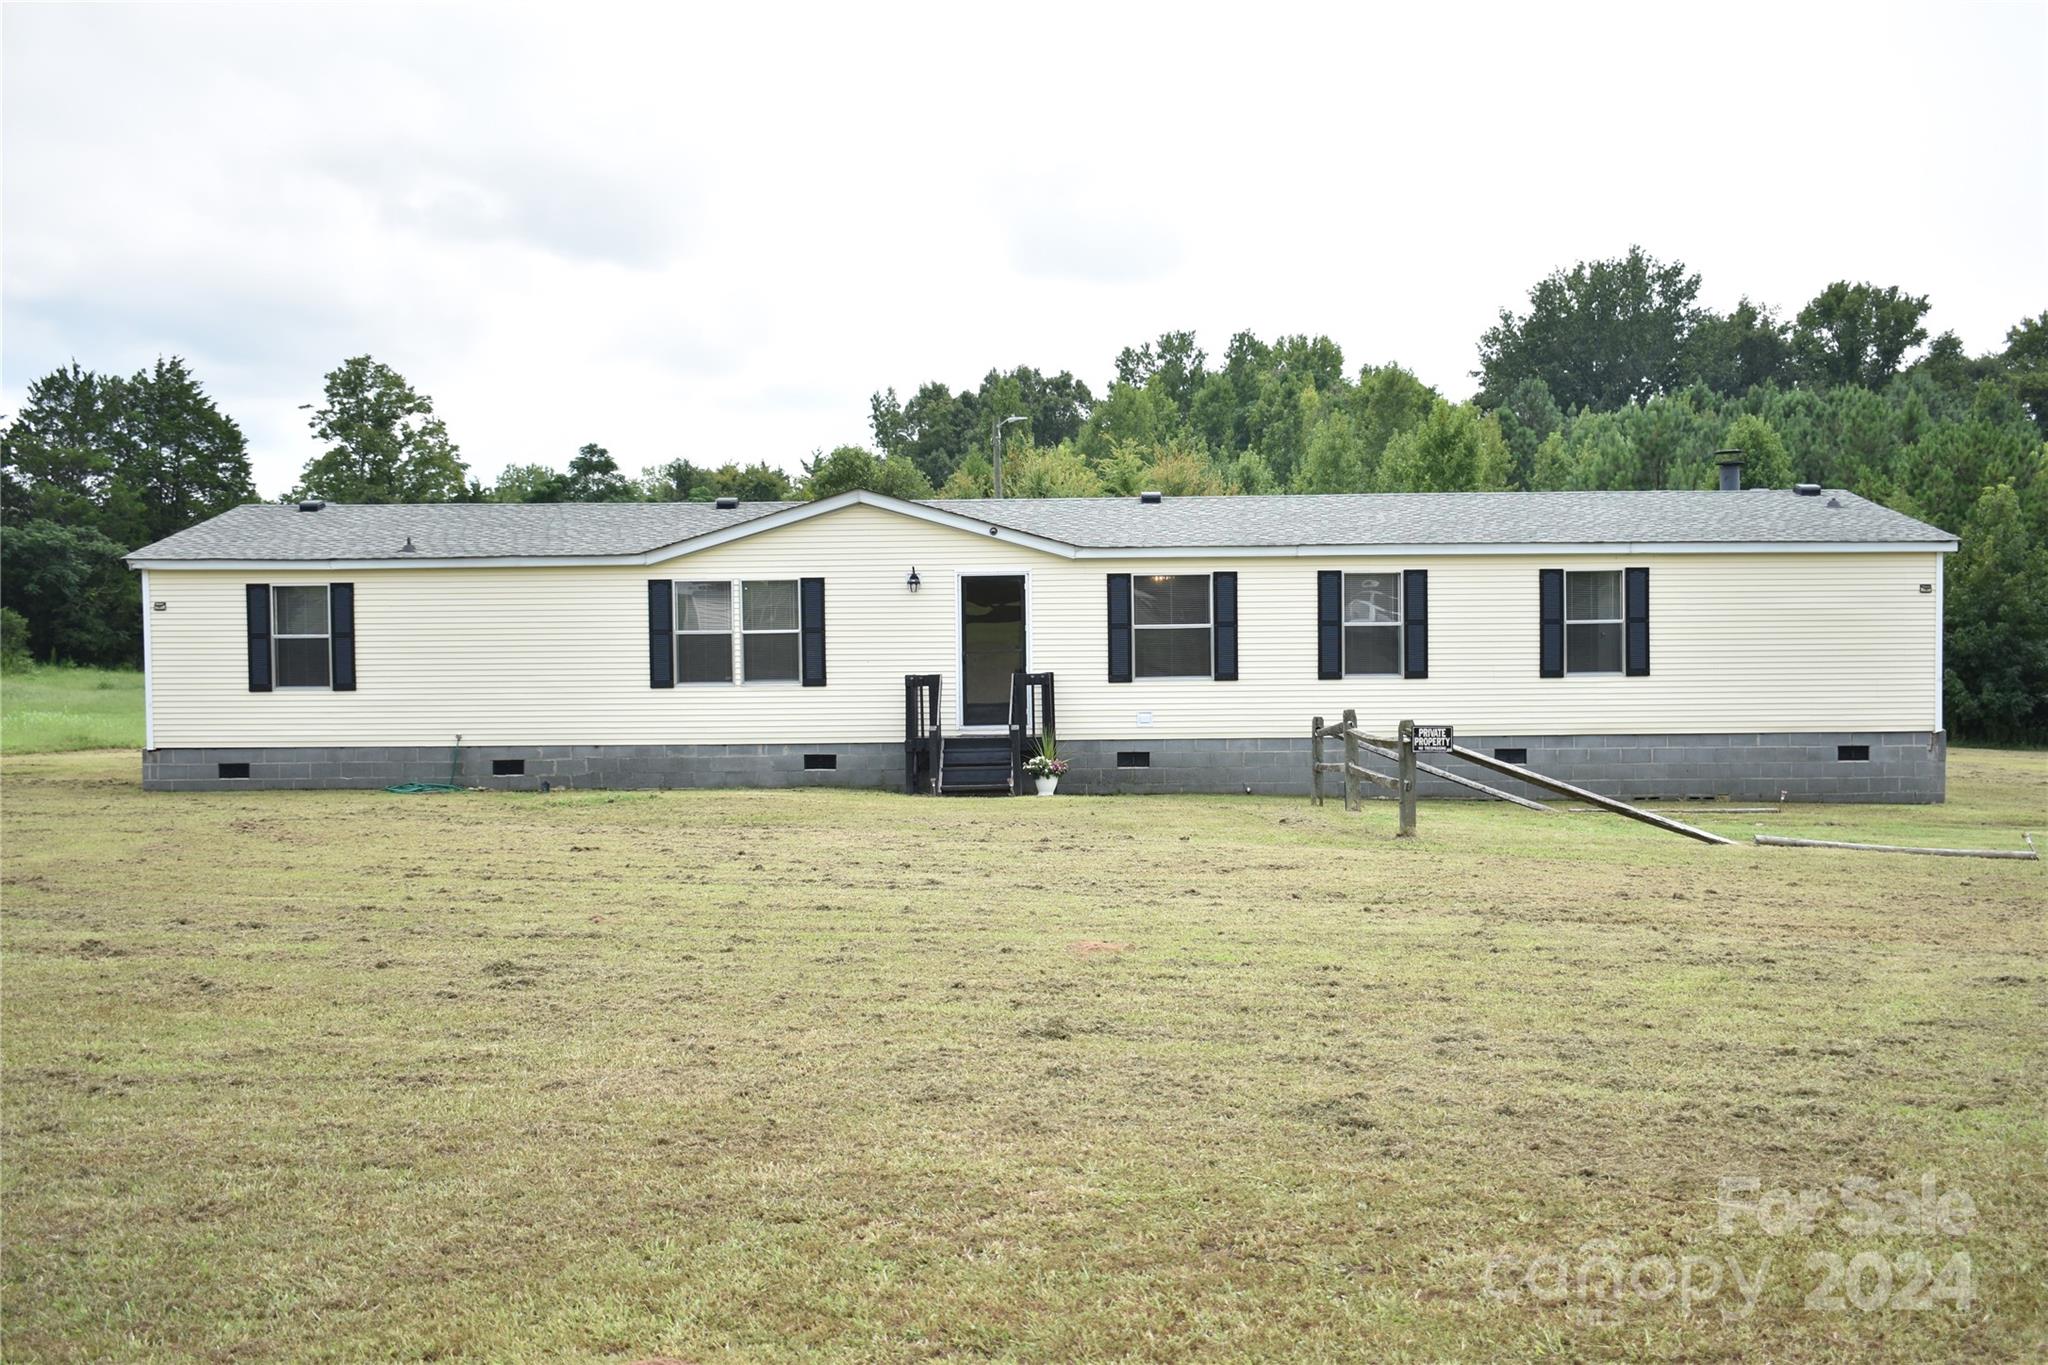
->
xmin=1944 ymin=480 xmax=2048 ymax=741
xmin=558 ymin=443 xmax=635 ymax=501
xmin=1713 ymin=413 xmax=1793 ymax=490
xmin=1376 ymin=402 xmax=1512 ymax=492
xmin=937 ymin=453 xmax=993 ymax=498
xmin=1683 ymin=298 xmax=1793 ymax=395
xmin=1186 ymin=371 xmax=1242 ymax=451
xmin=871 ymin=367 xmax=1093 ymax=489
xmin=0 ymin=520 xmax=138 ymax=665
xmin=488 ymin=463 xmax=565 ymax=502
xmin=1528 ymin=409 xmax=1639 ymax=490
xmin=294 ymin=356 xmax=468 ymax=503
xmin=1139 ymin=442 xmax=1233 ymax=495
xmin=1077 ymin=382 xmax=1181 ymax=461
xmin=1114 ymin=331 xmax=1205 ymax=413
xmin=1297 ymin=361 xmax=1436 ymax=493
xmin=1 ymin=362 xmax=129 ymax=529
xmin=639 ymin=459 xmax=793 ymax=503
xmin=999 ymin=442 xmax=1102 ymax=498
xmin=1791 ymin=282 xmax=1930 ymax=389
xmin=1296 ymin=409 xmax=1372 ymax=493
xmin=102 ymin=358 xmax=255 ymax=545
xmin=1492 ymin=376 xmax=1563 ymax=488
xmin=1476 ymin=246 xmax=1704 ymax=410
xmin=0 ymin=607 xmax=29 ymax=667
xmin=2 ymin=357 xmax=255 ymax=545
xmin=1998 ymin=310 xmax=2048 ymax=435
xmin=1350 ymin=363 xmax=1436 ymax=461
xmin=800 ymin=445 xmax=933 ymax=500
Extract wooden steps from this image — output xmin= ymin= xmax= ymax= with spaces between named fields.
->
xmin=941 ymin=736 xmax=1011 ymax=795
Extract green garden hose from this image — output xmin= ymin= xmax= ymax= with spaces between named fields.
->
xmin=384 ymin=734 xmax=465 ymax=794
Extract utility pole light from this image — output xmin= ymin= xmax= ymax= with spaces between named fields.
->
xmin=992 ymin=414 xmax=1027 ymax=498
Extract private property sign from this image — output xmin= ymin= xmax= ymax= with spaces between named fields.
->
xmin=1411 ymin=724 xmax=1454 ymax=751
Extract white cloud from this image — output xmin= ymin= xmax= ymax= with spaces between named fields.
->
xmin=4 ymin=1 xmax=2044 ymax=497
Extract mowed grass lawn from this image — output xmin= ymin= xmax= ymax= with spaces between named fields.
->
xmin=0 ymin=665 xmax=144 ymax=754
xmin=1 ymin=747 xmax=2042 ymax=1362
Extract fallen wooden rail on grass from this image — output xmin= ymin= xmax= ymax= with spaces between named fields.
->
xmin=1753 ymin=833 xmax=2039 ymax=860
xmin=1445 ymin=744 xmax=1736 ymax=846
xmin=1564 ymin=804 xmax=1779 ymax=815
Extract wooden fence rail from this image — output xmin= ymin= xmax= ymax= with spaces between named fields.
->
xmin=1755 ymin=833 xmax=2037 ymax=860
xmin=1311 ymin=712 xmax=1416 ymax=837
xmin=1310 ymin=715 xmax=1738 ymax=846
xmin=1352 ymin=737 xmax=1552 ymax=812
xmin=1444 ymin=744 xmax=1734 ymax=846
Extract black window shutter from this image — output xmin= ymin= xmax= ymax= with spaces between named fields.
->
xmin=246 ymin=584 xmax=272 ymax=692
xmin=648 ymin=580 xmax=674 ymax=688
xmin=1106 ymin=574 xmax=1132 ymax=683
xmin=800 ymin=577 xmax=827 ymax=686
xmin=1211 ymin=572 xmax=1238 ymax=681
xmin=1539 ymin=568 xmax=1564 ymax=678
xmin=1316 ymin=570 xmax=1341 ymax=679
xmin=329 ymin=583 xmax=356 ymax=691
xmin=1625 ymin=566 xmax=1650 ymax=677
xmin=1402 ymin=569 xmax=1428 ymax=679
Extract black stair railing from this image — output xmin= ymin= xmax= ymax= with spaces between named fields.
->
xmin=1007 ymin=671 xmax=1057 ymax=793
xmin=904 ymin=674 xmax=941 ymax=794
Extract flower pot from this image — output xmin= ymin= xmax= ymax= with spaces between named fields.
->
xmin=1034 ymin=775 xmax=1059 ymax=796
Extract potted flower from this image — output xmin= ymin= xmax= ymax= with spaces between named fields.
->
xmin=1023 ymin=730 xmax=1069 ymax=796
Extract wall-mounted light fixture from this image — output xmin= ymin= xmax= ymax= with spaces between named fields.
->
xmin=906 ymin=567 xmax=921 ymax=593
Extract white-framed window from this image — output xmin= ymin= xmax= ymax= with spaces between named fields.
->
xmin=1133 ymin=573 xmax=1211 ymax=679
xmin=741 ymin=579 xmax=801 ymax=682
xmin=675 ymin=581 xmax=734 ymax=684
xmin=1343 ymin=572 xmax=1401 ymax=676
xmin=669 ymin=579 xmax=802 ymax=684
xmin=272 ymin=585 xmax=332 ymax=688
xmin=1565 ymin=570 xmax=1623 ymax=674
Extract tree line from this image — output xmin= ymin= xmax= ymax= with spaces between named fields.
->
xmin=4 ymin=248 xmax=2043 ymax=739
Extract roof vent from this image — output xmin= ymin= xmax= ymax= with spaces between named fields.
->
xmin=1714 ymin=449 xmax=1743 ymax=492
xmin=714 ymin=496 xmax=739 ymax=509
xmin=399 ymin=536 xmax=417 ymax=554
xmin=1793 ymin=483 xmax=1823 ymax=496
xmin=1138 ymin=490 xmax=1163 ymax=504
xmin=1825 ymin=496 xmax=1842 ymax=509
xmin=297 ymin=499 xmax=325 ymax=512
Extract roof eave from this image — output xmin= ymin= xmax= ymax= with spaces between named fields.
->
xmin=126 ymin=535 xmax=1959 ymax=572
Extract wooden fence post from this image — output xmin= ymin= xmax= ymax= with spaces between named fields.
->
xmin=1342 ymin=708 xmax=1360 ymax=812
xmin=1397 ymin=718 xmax=1417 ymax=838
xmin=1311 ymin=716 xmax=1324 ymax=806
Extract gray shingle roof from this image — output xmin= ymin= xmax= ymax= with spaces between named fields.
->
xmin=125 ymin=489 xmax=1954 ymax=563
xmin=931 ymin=490 xmax=1954 ymax=548
xmin=126 ymin=499 xmax=798 ymax=562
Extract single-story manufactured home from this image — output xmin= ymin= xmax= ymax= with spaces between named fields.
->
xmin=124 ymin=472 xmax=1957 ymax=801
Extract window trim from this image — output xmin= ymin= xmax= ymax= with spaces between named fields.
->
xmin=1340 ymin=570 xmax=1404 ymax=678
xmin=1130 ymin=572 xmax=1214 ymax=680
xmin=271 ymin=585 xmax=333 ymax=690
xmin=673 ymin=580 xmax=737 ymax=687
xmin=666 ymin=578 xmax=806 ymax=686
xmin=741 ymin=578 xmax=803 ymax=684
xmin=1563 ymin=569 xmax=1625 ymax=676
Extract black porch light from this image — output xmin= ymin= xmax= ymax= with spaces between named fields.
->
xmin=906 ymin=566 xmax=921 ymax=593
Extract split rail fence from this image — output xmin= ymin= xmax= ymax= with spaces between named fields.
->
xmin=1310 ymin=709 xmax=1735 ymax=846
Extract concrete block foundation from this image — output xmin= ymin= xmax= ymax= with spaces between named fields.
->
xmin=142 ymin=731 xmax=1946 ymax=802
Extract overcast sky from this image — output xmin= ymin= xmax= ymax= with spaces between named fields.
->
xmin=5 ymin=2 xmax=2045 ymax=497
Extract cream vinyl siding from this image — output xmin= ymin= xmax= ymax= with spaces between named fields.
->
xmin=145 ymin=503 xmax=1942 ymax=747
